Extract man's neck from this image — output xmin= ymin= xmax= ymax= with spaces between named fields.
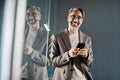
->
xmin=29 ymin=25 xmax=40 ymax=31
xmin=68 ymin=28 xmax=78 ymax=34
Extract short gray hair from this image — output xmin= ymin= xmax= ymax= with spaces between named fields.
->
xmin=27 ymin=6 xmax=41 ymax=15
xmin=68 ymin=8 xmax=85 ymax=18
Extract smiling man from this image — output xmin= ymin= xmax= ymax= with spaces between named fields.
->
xmin=50 ymin=8 xmax=94 ymax=80
xmin=21 ymin=6 xmax=49 ymax=80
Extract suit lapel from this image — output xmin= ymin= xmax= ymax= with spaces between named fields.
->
xmin=61 ymin=29 xmax=71 ymax=50
xmin=32 ymin=27 xmax=47 ymax=51
xmin=78 ymin=30 xmax=83 ymax=43
xmin=24 ymin=27 xmax=29 ymax=44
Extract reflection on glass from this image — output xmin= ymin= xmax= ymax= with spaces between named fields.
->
xmin=21 ymin=5 xmax=50 ymax=80
xmin=0 ymin=0 xmax=51 ymax=80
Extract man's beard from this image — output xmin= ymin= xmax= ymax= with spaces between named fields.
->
xmin=70 ymin=23 xmax=81 ymax=30
xmin=27 ymin=20 xmax=37 ymax=27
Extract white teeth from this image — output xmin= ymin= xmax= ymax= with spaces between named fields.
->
xmin=72 ymin=23 xmax=78 ymax=26
xmin=29 ymin=20 xmax=35 ymax=23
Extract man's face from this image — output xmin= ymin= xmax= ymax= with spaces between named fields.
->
xmin=26 ymin=8 xmax=41 ymax=26
xmin=67 ymin=10 xmax=83 ymax=30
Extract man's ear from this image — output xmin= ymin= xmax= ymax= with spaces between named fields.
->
xmin=80 ymin=18 xmax=83 ymax=24
xmin=38 ymin=14 xmax=41 ymax=20
xmin=67 ymin=16 xmax=71 ymax=22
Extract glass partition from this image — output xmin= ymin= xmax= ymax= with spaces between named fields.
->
xmin=0 ymin=0 xmax=51 ymax=80
xmin=20 ymin=0 xmax=51 ymax=80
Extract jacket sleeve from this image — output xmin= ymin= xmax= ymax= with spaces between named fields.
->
xmin=29 ymin=49 xmax=49 ymax=66
xmin=82 ymin=37 xmax=94 ymax=67
xmin=49 ymin=35 xmax=71 ymax=67
xmin=29 ymin=35 xmax=51 ymax=66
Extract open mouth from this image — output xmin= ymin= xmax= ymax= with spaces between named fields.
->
xmin=72 ymin=22 xmax=78 ymax=27
xmin=30 ymin=19 xmax=35 ymax=22
xmin=29 ymin=19 xmax=36 ymax=24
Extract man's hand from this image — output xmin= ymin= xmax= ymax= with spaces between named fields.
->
xmin=68 ymin=48 xmax=79 ymax=58
xmin=24 ymin=45 xmax=33 ymax=55
xmin=77 ymin=48 xmax=88 ymax=58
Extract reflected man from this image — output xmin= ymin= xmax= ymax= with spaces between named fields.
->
xmin=21 ymin=6 xmax=49 ymax=80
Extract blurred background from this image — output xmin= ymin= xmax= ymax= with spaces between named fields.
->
xmin=0 ymin=0 xmax=120 ymax=80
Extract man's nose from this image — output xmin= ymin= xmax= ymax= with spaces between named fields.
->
xmin=73 ymin=17 xmax=79 ymax=22
xmin=28 ymin=14 xmax=34 ymax=19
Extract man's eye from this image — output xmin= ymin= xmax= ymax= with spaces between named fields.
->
xmin=70 ymin=15 xmax=83 ymax=19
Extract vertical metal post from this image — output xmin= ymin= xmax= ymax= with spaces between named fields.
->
xmin=11 ymin=0 xmax=27 ymax=80
xmin=44 ymin=24 xmax=50 ymax=80
xmin=0 ymin=0 xmax=27 ymax=80
xmin=0 ymin=0 xmax=16 ymax=80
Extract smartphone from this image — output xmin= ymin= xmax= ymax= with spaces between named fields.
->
xmin=76 ymin=43 xmax=85 ymax=49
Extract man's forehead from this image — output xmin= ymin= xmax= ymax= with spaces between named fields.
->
xmin=70 ymin=10 xmax=82 ymax=16
xmin=27 ymin=8 xmax=38 ymax=13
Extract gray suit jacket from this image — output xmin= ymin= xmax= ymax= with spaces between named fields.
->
xmin=21 ymin=27 xmax=49 ymax=80
xmin=50 ymin=29 xmax=94 ymax=80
